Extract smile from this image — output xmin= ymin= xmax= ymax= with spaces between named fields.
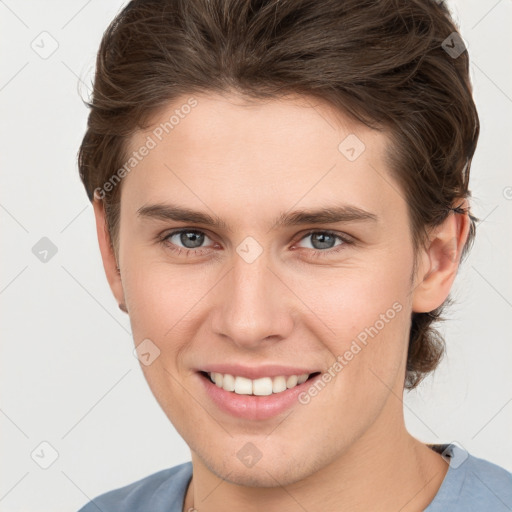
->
xmin=206 ymin=371 xmax=320 ymax=396
xmin=198 ymin=369 xmax=323 ymax=420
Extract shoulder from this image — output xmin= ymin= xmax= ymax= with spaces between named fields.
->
xmin=427 ymin=443 xmax=512 ymax=511
xmin=462 ymin=450 xmax=512 ymax=508
xmin=77 ymin=461 xmax=193 ymax=512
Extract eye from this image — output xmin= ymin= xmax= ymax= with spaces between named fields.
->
xmin=294 ymin=230 xmax=353 ymax=256
xmin=158 ymin=228 xmax=353 ymax=258
xmin=167 ymin=230 xmax=208 ymax=248
xmin=159 ymin=229 xmax=216 ymax=256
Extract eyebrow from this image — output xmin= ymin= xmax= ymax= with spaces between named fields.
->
xmin=136 ymin=203 xmax=378 ymax=232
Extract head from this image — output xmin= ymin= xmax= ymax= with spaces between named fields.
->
xmin=79 ymin=0 xmax=479 ymax=487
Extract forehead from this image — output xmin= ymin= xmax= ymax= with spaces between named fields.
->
xmin=121 ymin=92 xmax=405 ymax=228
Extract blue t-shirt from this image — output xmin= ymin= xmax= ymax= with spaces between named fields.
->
xmin=77 ymin=444 xmax=512 ymax=511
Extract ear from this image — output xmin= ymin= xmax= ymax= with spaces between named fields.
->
xmin=412 ymin=199 xmax=471 ymax=313
xmin=92 ymin=197 xmax=127 ymax=313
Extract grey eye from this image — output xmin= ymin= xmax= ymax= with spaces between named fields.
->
xmin=168 ymin=230 xmax=209 ymax=249
xmin=298 ymin=232 xmax=342 ymax=250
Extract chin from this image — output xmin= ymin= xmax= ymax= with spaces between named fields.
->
xmin=208 ymin=457 xmax=308 ymax=488
xmin=191 ymin=440 xmax=323 ymax=489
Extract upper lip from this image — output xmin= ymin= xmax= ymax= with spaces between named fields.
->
xmin=198 ymin=364 xmax=320 ymax=380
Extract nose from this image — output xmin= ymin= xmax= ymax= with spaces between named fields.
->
xmin=210 ymin=248 xmax=295 ymax=350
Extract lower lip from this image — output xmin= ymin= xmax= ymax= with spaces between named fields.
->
xmin=198 ymin=372 xmax=321 ymax=420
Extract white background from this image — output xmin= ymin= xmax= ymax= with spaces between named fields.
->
xmin=1 ymin=1 xmax=511 ymax=510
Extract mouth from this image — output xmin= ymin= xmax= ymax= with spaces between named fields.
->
xmin=197 ymin=368 xmax=323 ymax=420
xmin=199 ymin=371 xmax=322 ymax=396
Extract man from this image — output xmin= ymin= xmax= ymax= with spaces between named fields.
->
xmin=77 ymin=0 xmax=512 ymax=510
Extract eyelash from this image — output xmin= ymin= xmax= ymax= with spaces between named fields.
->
xmin=157 ymin=228 xmax=354 ymax=259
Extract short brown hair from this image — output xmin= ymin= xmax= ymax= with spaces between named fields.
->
xmin=78 ymin=0 xmax=479 ymax=390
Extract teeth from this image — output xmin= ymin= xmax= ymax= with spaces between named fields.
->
xmin=234 ymin=376 xmax=252 ymax=395
xmin=207 ymin=372 xmax=310 ymax=395
xmin=272 ymin=376 xmax=287 ymax=393
xmin=222 ymin=373 xmax=235 ymax=391
xmin=213 ymin=373 xmax=223 ymax=387
xmin=253 ymin=377 xmax=273 ymax=396
xmin=286 ymin=375 xmax=298 ymax=388
xmin=297 ymin=374 xmax=308 ymax=384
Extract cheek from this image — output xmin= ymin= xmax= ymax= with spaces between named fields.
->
xmin=121 ymin=261 xmax=208 ymax=422
xmin=122 ymin=255 xmax=212 ymax=342
xmin=304 ymin=254 xmax=412 ymax=382
xmin=308 ymin=256 xmax=409 ymax=332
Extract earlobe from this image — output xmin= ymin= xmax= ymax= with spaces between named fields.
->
xmin=92 ymin=198 xmax=127 ymax=312
xmin=412 ymin=200 xmax=471 ymax=313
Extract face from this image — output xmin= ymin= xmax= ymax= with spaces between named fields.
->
xmin=113 ymin=92 xmax=421 ymax=486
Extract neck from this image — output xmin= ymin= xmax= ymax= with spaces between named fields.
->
xmin=183 ymin=404 xmax=448 ymax=512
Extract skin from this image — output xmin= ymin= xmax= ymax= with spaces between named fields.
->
xmin=93 ymin=91 xmax=470 ymax=512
